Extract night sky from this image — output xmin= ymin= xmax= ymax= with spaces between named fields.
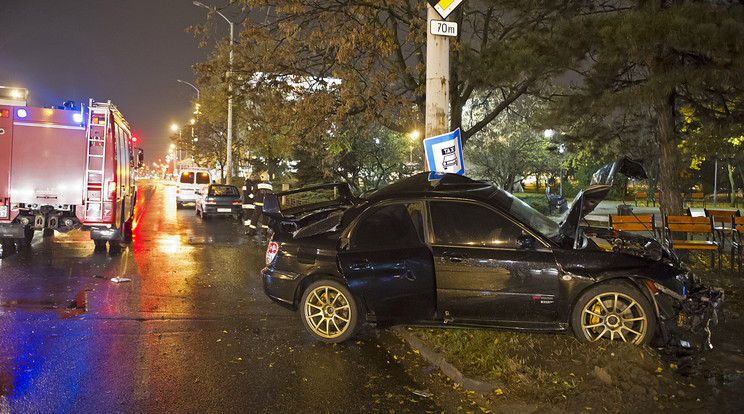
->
xmin=0 ymin=0 xmax=236 ymax=163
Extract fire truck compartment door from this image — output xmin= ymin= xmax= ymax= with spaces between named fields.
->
xmin=10 ymin=123 xmax=87 ymax=206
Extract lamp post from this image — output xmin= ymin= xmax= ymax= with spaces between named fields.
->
xmin=409 ymin=131 xmax=420 ymax=173
xmin=193 ymin=1 xmax=235 ymax=184
xmin=177 ymin=79 xmax=200 ymax=99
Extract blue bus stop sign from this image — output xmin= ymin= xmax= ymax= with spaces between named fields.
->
xmin=423 ymin=128 xmax=464 ymax=175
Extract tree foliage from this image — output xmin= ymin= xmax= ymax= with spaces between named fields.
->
xmin=544 ymin=0 xmax=744 ymax=214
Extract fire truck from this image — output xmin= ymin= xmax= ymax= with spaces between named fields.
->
xmin=0 ymin=98 xmax=141 ymax=253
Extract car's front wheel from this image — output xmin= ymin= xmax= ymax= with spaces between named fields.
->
xmin=300 ymin=279 xmax=360 ymax=343
xmin=571 ymin=280 xmax=656 ymax=345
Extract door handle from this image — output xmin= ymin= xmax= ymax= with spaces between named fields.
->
xmin=442 ymin=253 xmax=464 ymax=263
xmin=349 ymin=259 xmax=370 ymax=270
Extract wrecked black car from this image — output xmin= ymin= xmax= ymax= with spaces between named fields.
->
xmin=260 ymin=159 xmax=723 ymax=347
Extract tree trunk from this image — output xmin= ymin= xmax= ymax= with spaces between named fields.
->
xmin=654 ymin=94 xmax=683 ymax=216
xmin=728 ymin=163 xmax=736 ymax=205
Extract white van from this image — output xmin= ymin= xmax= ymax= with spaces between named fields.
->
xmin=176 ymin=168 xmax=212 ymax=208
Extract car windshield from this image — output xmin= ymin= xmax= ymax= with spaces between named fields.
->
xmin=491 ymin=190 xmax=560 ymax=239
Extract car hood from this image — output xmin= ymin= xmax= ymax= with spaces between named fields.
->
xmin=559 ymin=157 xmax=647 ymax=237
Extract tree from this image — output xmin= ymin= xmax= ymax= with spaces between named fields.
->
xmin=545 ymin=0 xmax=744 ymax=215
xmin=464 ymin=95 xmax=561 ymax=192
xmin=191 ymin=0 xmax=587 ymax=157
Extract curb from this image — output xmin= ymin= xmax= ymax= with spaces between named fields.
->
xmin=392 ymin=327 xmax=498 ymax=394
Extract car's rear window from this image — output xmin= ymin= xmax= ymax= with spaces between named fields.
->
xmin=209 ymin=186 xmax=239 ymax=197
xmin=180 ymin=172 xmax=195 ymax=184
xmin=196 ymin=172 xmax=211 ymax=184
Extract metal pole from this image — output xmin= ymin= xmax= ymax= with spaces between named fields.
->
xmin=177 ymin=79 xmax=200 ymax=99
xmin=226 ymin=21 xmax=234 ymax=185
xmin=714 ymin=158 xmax=718 ymax=207
xmin=425 ymin=6 xmax=449 ymax=140
xmin=193 ymin=1 xmax=234 ymax=184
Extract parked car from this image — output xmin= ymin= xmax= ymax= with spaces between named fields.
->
xmin=176 ymin=168 xmax=212 ymax=208
xmin=195 ymin=184 xmax=241 ymax=220
xmin=260 ymin=159 xmax=723 ymax=347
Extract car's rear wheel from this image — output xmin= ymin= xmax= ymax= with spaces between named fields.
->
xmin=300 ymin=279 xmax=360 ymax=343
xmin=571 ymin=280 xmax=656 ymax=345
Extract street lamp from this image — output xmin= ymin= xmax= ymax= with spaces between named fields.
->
xmin=194 ymin=0 xmax=235 ymax=184
xmin=409 ymin=131 xmax=420 ymax=173
xmin=177 ymin=79 xmax=200 ymax=100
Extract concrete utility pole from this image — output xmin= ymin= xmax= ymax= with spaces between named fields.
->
xmin=425 ymin=5 xmax=450 ymax=139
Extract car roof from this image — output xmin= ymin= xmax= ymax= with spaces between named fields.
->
xmin=366 ymin=173 xmax=500 ymax=203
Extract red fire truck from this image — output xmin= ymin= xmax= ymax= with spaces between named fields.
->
xmin=0 ymin=99 xmax=140 ymax=253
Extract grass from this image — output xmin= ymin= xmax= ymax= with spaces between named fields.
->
xmin=407 ymin=256 xmax=743 ymax=407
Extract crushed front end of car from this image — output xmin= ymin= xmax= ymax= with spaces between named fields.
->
xmin=642 ymin=265 xmax=724 ymax=350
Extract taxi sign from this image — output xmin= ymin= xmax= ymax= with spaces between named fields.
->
xmin=427 ymin=0 xmax=465 ymax=20
xmin=423 ymin=128 xmax=465 ymax=175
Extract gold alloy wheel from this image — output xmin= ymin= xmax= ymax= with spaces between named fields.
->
xmin=579 ymin=291 xmax=649 ymax=344
xmin=303 ymin=285 xmax=352 ymax=339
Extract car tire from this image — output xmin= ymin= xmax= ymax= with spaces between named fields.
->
xmin=571 ymin=280 xmax=656 ymax=345
xmin=300 ymin=279 xmax=360 ymax=343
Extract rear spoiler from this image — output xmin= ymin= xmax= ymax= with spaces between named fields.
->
xmin=262 ymin=182 xmax=356 ymax=220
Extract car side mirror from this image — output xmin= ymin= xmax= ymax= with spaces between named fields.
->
xmin=517 ymin=235 xmax=536 ymax=250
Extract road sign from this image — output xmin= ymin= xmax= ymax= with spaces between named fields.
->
xmin=427 ymin=0 xmax=465 ymax=20
xmin=430 ymin=20 xmax=458 ymax=37
xmin=423 ymin=128 xmax=464 ymax=175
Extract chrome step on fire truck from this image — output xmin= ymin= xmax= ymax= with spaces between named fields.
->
xmin=0 ymin=98 xmax=141 ymax=253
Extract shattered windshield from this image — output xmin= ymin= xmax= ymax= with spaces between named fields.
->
xmin=491 ymin=191 xmax=560 ymax=239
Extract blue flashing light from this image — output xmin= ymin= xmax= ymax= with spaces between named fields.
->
xmin=17 ymin=108 xmax=28 ymax=118
xmin=73 ymin=113 xmax=83 ymax=123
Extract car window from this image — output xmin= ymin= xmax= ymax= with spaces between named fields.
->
xmin=180 ymin=172 xmax=195 ymax=184
xmin=430 ymin=201 xmax=523 ymax=248
xmin=350 ymin=202 xmax=424 ymax=250
xmin=209 ymin=186 xmax=238 ymax=196
xmin=196 ymin=172 xmax=211 ymax=184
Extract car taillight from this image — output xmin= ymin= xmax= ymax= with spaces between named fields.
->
xmin=205 ymin=200 xmax=217 ymax=204
xmin=232 ymin=201 xmax=241 ymax=205
xmin=266 ymin=241 xmax=278 ymax=265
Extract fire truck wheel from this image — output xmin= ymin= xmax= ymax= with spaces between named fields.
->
xmin=123 ymin=219 xmax=133 ymax=243
xmin=16 ymin=227 xmax=34 ymax=248
xmin=93 ymin=239 xmax=107 ymax=251
xmin=108 ymin=240 xmax=122 ymax=254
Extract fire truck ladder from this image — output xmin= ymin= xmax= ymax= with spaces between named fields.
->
xmin=83 ymin=101 xmax=110 ymax=221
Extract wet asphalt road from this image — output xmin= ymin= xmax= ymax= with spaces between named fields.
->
xmin=0 ymin=181 xmax=445 ymax=413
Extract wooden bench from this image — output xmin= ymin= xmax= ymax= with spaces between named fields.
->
xmin=705 ymin=209 xmax=741 ymax=248
xmin=634 ymin=192 xmax=650 ymax=207
xmin=609 ymin=214 xmax=656 ymax=238
xmin=687 ymin=192 xmax=705 ymax=208
xmin=663 ymin=215 xmax=720 ymax=270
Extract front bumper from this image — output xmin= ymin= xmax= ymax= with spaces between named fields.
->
xmin=657 ymin=286 xmax=724 ymax=350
